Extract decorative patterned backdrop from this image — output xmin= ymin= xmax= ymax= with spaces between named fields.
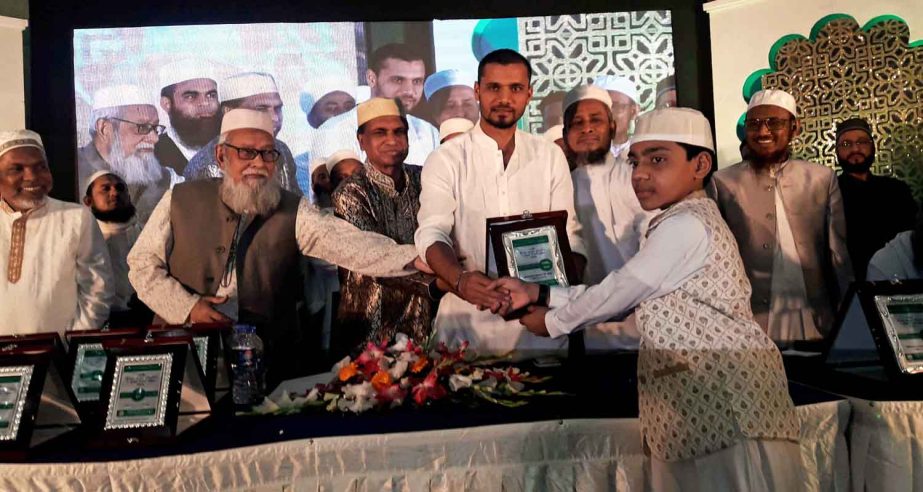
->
xmin=517 ymin=12 xmax=675 ymax=134
xmin=748 ymin=15 xmax=923 ymax=200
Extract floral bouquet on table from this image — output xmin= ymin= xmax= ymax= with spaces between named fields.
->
xmin=252 ymin=333 xmax=564 ymax=415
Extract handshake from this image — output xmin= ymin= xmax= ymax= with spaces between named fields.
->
xmin=411 ymin=256 xmax=551 ymax=335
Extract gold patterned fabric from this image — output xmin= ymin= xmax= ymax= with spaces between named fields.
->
xmin=761 ymin=16 xmax=923 ymax=200
xmin=1 ymin=198 xmax=43 ymax=284
xmin=636 ymin=195 xmax=799 ymax=462
xmin=332 ymin=164 xmax=434 ymax=351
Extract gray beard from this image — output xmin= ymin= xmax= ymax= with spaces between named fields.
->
xmin=220 ymin=174 xmax=282 ymax=217
xmin=572 ymin=147 xmax=610 ymax=167
xmin=108 ymin=133 xmax=163 ymax=186
xmin=7 ymin=196 xmax=46 ymax=210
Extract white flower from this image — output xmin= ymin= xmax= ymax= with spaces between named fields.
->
xmin=251 ymin=397 xmax=279 ymax=414
xmin=343 ymin=381 xmax=375 ymax=400
xmin=469 ymin=368 xmax=484 ymax=381
xmin=478 ymin=377 xmax=498 ymax=390
xmin=400 ymin=377 xmax=410 ymax=388
xmin=508 ymin=381 xmax=525 ymax=393
xmin=449 ymin=374 xmax=473 ymax=392
xmin=389 ymin=360 xmax=409 ymax=379
xmin=325 ymin=396 xmax=339 ymax=412
xmin=337 ymin=382 xmax=377 ymax=413
xmin=389 ymin=333 xmax=410 ymax=352
xmin=331 ymin=355 xmax=352 ymax=373
xmin=399 ymin=351 xmax=417 ymax=363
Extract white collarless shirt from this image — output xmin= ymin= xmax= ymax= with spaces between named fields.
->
xmin=415 ymin=122 xmax=585 ymax=356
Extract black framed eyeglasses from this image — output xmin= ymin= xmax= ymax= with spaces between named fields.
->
xmin=221 ymin=143 xmax=281 ymax=162
xmin=744 ymin=117 xmax=793 ymax=132
xmin=108 ymin=117 xmax=166 ymax=136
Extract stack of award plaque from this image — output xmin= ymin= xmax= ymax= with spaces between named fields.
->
xmin=823 ymin=280 xmax=923 ymax=398
xmin=65 ymin=328 xmax=143 ymax=418
xmin=0 ymin=333 xmax=80 ymax=460
xmin=146 ymin=322 xmax=231 ymax=404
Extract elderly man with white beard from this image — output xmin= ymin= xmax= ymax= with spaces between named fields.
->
xmin=78 ymin=84 xmax=183 ymax=225
xmin=128 ymin=109 xmax=427 ymax=384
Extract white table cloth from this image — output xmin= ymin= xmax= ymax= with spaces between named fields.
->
xmin=849 ymin=398 xmax=923 ymax=491
xmin=0 ymin=400 xmax=849 ymax=491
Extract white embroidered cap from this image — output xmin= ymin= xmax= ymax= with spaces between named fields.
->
xmin=219 ymin=72 xmax=279 ymax=102
xmin=424 ymin=69 xmax=474 ymax=100
xmin=0 ymin=130 xmax=44 ymax=159
xmin=747 ymin=89 xmax=797 ymax=117
xmin=592 ymin=75 xmax=639 ymax=104
xmin=325 ymin=149 xmax=362 ymax=173
xmin=357 ymin=97 xmax=403 ymax=127
xmin=543 ymin=124 xmax=564 ymax=143
xmin=631 ymin=108 xmax=714 ymax=151
xmin=218 ymin=109 xmax=274 ymax=144
xmin=563 ymin=84 xmax=613 ymax=112
xmin=92 ymin=84 xmax=151 ymax=110
xmin=439 ymin=117 xmax=475 ymax=142
xmin=158 ymin=59 xmax=218 ymax=90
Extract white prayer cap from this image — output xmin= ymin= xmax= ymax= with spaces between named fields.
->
xmin=592 ymin=75 xmax=639 ymax=105
xmin=299 ymin=78 xmax=355 ymax=114
xmin=325 ymin=149 xmax=362 ymax=173
xmin=0 ymin=130 xmax=44 ymax=159
xmin=631 ymin=108 xmax=714 ymax=151
xmin=563 ymin=85 xmax=613 ymax=112
xmin=218 ymin=109 xmax=274 ymax=143
xmin=543 ymin=124 xmax=564 ymax=143
xmin=439 ymin=117 xmax=474 ymax=142
xmin=309 ymin=157 xmax=328 ymax=175
xmin=219 ymin=72 xmax=278 ymax=102
xmin=82 ymin=169 xmax=119 ymax=195
xmin=747 ymin=89 xmax=797 ymax=117
xmin=158 ymin=59 xmax=217 ymax=90
xmin=92 ymin=84 xmax=151 ymax=110
xmin=357 ymin=97 xmax=403 ymax=127
xmin=424 ymin=69 xmax=474 ymax=100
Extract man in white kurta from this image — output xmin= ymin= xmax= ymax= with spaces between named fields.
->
xmin=0 ymin=130 xmax=113 ymax=335
xmin=415 ymin=49 xmax=585 ymax=356
xmin=564 ymin=85 xmax=653 ymax=349
xmin=593 ymin=75 xmax=640 ymax=161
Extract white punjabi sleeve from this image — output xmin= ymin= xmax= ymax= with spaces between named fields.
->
xmin=549 ymin=144 xmax=586 ymax=257
xmin=295 ymin=199 xmax=417 ymax=277
xmin=127 ymin=190 xmax=200 ymax=324
xmin=544 ymin=213 xmax=711 ymax=338
xmin=413 ymin=147 xmax=458 ymax=260
xmin=70 ymin=208 xmax=114 ymax=330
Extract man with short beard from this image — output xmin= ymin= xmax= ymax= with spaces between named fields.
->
xmin=128 ymin=109 xmax=423 ymax=384
xmin=416 ymin=49 xmax=585 ymax=357
xmin=564 ymin=85 xmax=652 ymax=286
xmin=709 ymin=89 xmax=852 ymax=343
xmin=82 ymin=170 xmax=151 ymax=327
xmin=154 ymin=60 xmax=221 ymax=175
xmin=312 ymin=43 xmax=439 ymax=167
xmin=184 ymin=72 xmax=300 ymax=195
xmin=835 ymin=117 xmax=917 ymax=280
xmin=78 ymin=84 xmax=183 ymax=225
xmin=1 ymin=130 xmax=113 ymax=335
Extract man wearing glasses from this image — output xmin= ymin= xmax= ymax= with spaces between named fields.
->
xmin=835 ymin=117 xmax=917 ymax=280
xmin=709 ymin=89 xmax=852 ymax=344
xmin=78 ymin=84 xmax=183 ymax=225
xmin=128 ymin=109 xmax=422 ymax=385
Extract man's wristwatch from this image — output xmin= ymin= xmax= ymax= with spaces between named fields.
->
xmin=536 ymin=284 xmax=550 ymax=307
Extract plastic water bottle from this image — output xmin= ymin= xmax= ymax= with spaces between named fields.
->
xmin=230 ymin=324 xmax=265 ymax=406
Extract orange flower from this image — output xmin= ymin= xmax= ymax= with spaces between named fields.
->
xmin=411 ymin=356 xmax=430 ymax=374
xmin=338 ymin=362 xmax=359 ymax=382
xmin=371 ymin=371 xmax=393 ymax=391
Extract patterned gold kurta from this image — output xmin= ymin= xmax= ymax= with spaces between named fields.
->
xmin=332 ymin=164 xmax=435 ymax=351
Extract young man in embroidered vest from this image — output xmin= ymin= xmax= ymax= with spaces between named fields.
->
xmin=709 ymin=89 xmax=851 ymax=343
xmin=1 ymin=130 xmax=113 ymax=335
xmin=128 ymin=109 xmax=424 ymax=385
xmin=494 ymin=108 xmax=802 ymax=489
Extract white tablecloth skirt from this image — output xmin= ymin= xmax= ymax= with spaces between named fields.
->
xmin=0 ymin=400 xmax=849 ymax=491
